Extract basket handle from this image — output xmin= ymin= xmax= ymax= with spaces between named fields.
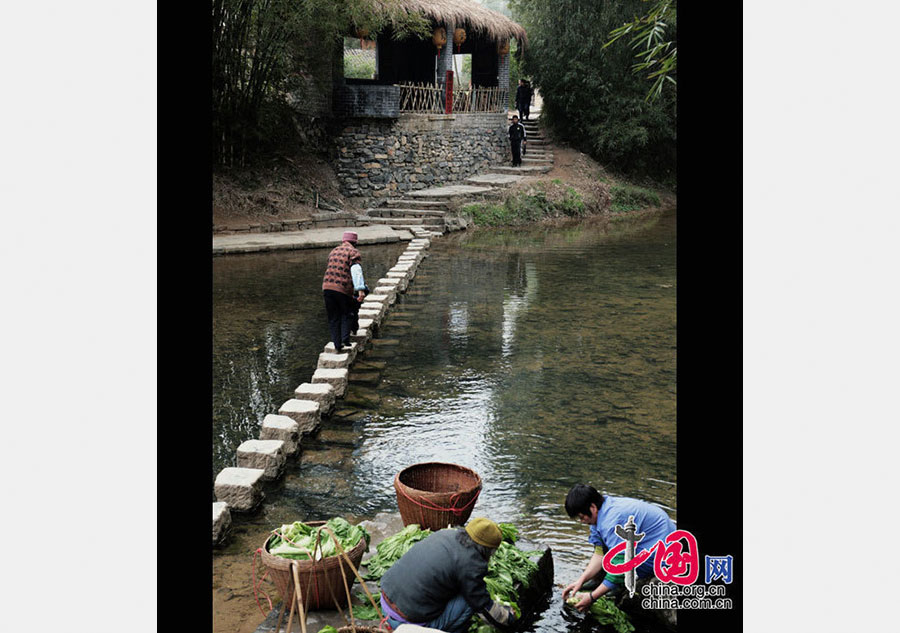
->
xmin=320 ymin=525 xmax=383 ymax=625
xmin=291 ymin=562 xmax=309 ymax=633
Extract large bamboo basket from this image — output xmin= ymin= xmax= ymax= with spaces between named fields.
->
xmin=260 ymin=521 xmax=368 ymax=611
xmin=393 ymin=462 xmax=482 ymax=531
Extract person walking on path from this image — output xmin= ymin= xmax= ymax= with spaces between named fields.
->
xmin=322 ymin=230 xmax=367 ymax=353
xmin=515 ymin=79 xmax=533 ymax=121
xmin=508 ymin=115 xmax=526 ymax=167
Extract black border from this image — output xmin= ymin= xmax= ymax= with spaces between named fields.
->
xmin=674 ymin=1 xmax=742 ymax=628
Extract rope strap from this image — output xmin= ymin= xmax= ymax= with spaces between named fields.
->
xmin=396 ymin=485 xmax=481 ymax=516
xmin=252 ymin=547 xmax=274 ymax=616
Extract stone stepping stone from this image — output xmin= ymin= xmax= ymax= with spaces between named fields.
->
xmin=213 ymin=502 xmax=232 ymax=546
xmin=349 ymin=371 xmax=381 ymax=386
xmin=356 ymin=309 xmax=383 ymax=325
xmin=371 ymin=338 xmax=400 ymax=346
xmin=278 ymin=398 xmax=322 ymax=432
xmin=293 ymin=382 xmax=336 ymax=414
xmin=236 ymin=439 xmax=286 ymax=480
xmin=310 ymin=368 xmax=349 ymax=398
xmin=214 ymin=467 xmax=265 ymax=512
xmin=354 ymin=360 xmax=387 ymax=371
xmin=324 ymin=341 xmax=359 ymax=362
xmin=260 ymin=414 xmax=300 ymax=455
xmin=317 ymin=352 xmax=351 ymax=369
xmin=351 ymin=327 xmax=371 ymax=345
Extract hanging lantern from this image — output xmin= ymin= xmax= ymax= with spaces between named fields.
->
xmin=453 ymin=28 xmax=467 ymax=46
xmin=433 ymin=27 xmax=447 ymax=51
xmin=497 ymin=39 xmax=510 ymax=55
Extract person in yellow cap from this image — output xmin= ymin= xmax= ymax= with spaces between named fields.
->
xmin=379 ymin=518 xmax=518 ymax=633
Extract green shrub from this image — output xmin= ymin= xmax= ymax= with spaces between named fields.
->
xmin=609 ymin=184 xmax=661 ymax=213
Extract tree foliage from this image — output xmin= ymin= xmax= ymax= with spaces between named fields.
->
xmin=605 ymin=0 xmax=676 ymax=102
xmin=509 ymin=0 xmax=675 ymax=182
xmin=212 ymin=0 xmax=429 ymax=168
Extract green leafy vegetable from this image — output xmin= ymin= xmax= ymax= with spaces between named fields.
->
xmin=350 ymin=592 xmax=382 ymax=620
xmin=316 ymin=627 xmax=339 ymax=633
xmin=468 ymin=538 xmax=541 ymax=632
xmin=267 ymin=518 xmax=370 ymax=561
xmin=566 ymin=592 xmax=635 ymax=633
xmin=362 ymin=524 xmax=432 ymax=580
xmin=498 ymin=523 xmax=518 ymax=543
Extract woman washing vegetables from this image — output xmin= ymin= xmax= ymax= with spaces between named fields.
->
xmin=379 ymin=518 xmax=518 ymax=633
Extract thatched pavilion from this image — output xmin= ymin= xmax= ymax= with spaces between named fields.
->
xmin=324 ymin=0 xmax=528 ymax=202
xmin=337 ymin=0 xmax=527 ymax=117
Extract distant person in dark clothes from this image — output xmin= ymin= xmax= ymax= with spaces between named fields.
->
xmin=515 ymin=79 xmax=533 ymax=120
xmin=322 ymin=230 xmax=367 ymax=353
xmin=508 ymin=115 xmax=526 ymax=167
xmin=379 ymin=518 xmax=518 ymax=633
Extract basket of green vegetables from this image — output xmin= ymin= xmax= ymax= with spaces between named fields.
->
xmin=260 ymin=518 xmax=370 ymax=611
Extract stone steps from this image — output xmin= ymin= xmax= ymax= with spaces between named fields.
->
xmin=466 ymin=173 xmax=527 ymax=187
xmin=365 ymin=208 xmax=448 ymax=218
xmin=405 ymin=184 xmax=496 ymax=199
xmin=384 ymin=199 xmax=451 ymax=211
xmin=363 ymin=216 xmax=446 ymax=227
xmin=491 ymin=165 xmax=553 ymax=174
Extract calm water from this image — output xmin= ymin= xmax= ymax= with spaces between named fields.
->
xmin=212 ymin=211 xmax=676 ymax=633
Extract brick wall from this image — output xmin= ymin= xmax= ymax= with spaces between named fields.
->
xmin=335 ymin=83 xmax=401 ymax=118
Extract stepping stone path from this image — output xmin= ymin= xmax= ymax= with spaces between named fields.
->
xmin=213 ymin=136 xmax=536 ymax=546
xmin=358 ymin=115 xmax=554 ymax=233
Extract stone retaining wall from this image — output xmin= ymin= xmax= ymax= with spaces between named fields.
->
xmin=212 ymin=227 xmax=436 ymax=546
xmin=334 ymin=113 xmax=508 ymax=202
xmin=213 ymin=211 xmax=357 ymax=235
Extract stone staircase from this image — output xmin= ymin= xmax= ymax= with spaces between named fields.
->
xmin=358 ymin=115 xmax=554 ymax=236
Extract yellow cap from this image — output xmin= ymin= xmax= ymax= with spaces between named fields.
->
xmin=465 ymin=517 xmax=502 ymax=549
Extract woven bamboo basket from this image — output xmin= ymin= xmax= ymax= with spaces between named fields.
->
xmin=393 ymin=462 xmax=482 ymax=531
xmin=260 ymin=521 xmax=368 ymax=611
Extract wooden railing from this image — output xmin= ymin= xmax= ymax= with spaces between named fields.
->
xmin=397 ymin=83 xmax=509 ymax=114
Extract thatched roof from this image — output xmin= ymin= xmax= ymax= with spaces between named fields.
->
xmin=379 ymin=0 xmax=527 ymax=45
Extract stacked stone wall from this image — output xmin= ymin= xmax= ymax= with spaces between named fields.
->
xmin=334 ymin=112 xmax=507 ymax=200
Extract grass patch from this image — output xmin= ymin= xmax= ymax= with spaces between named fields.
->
xmin=463 ymin=181 xmax=590 ymax=227
xmin=609 ymin=184 xmax=661 ymax=213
